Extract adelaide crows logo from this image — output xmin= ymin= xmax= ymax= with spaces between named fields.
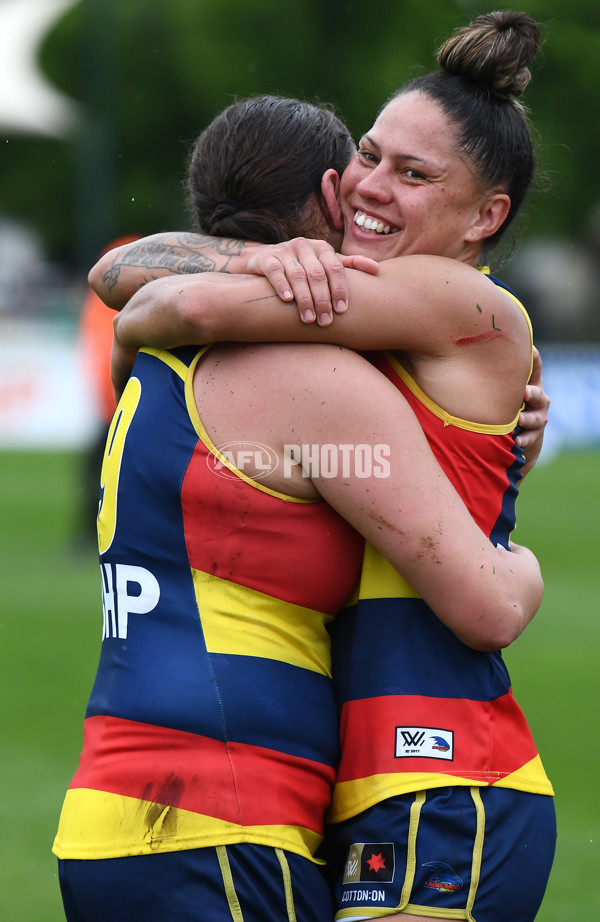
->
xmin=431 ymin=736 xmax=450 ymax=752
xmin=422 ymin=862 xmax=463 ymax=893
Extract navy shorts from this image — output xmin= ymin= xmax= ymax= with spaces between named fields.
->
xmin=325 ymin=786 xmax=556 ymax=922
xmin=58 ymin=843 xmax=333 ymax=922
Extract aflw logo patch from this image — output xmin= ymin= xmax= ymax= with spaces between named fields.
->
xmin=343 ymin=843 xmax=395 ymax=883
xmin=395 ymin=726 xmax=454 ymax=760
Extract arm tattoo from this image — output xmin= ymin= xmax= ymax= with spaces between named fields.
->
xmin=102 ymin=232 xmax=252 ymax=292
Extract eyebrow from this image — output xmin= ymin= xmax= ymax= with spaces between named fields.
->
xmin=361 ymin=133 xmax=429 ymax=166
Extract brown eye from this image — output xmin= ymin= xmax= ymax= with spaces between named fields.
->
xmin=358 ymin=148 xmax=378 ymax=164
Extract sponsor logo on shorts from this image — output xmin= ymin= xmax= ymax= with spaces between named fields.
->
xmin=341 ymin=889 xmax=386 ymax=904
xmin=395 ymin=726 xmax=454 ymax=760
xmin=422 ymin=861 xmax=463 ymax=893
xmin=343 ymin=843 xmax=395 ymax=884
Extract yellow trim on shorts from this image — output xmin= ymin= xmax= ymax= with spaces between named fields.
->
xmin=334 ymin=788 xmax=482 ymax=920
xmin=276 ymin=848 xmax=298 ymax=922
xmin=387 ymin=787 xmax=484 ymax=920
xmin=329 ymin=757 xmax=554 ymax=825
xmin=217 ymin=846 xmax=245 ymax=922
xmin=464 ymin=787 xmax=485 ymax=922
xmin=398 ymin=790 xmax=426 ymax=910
xmin=216 ymin=845 xmax=299 ymax=922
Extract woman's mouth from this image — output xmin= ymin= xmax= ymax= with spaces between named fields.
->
xmin=353 ymin=210 xmax=400 ymax=235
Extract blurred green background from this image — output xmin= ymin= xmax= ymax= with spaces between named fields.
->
xmin=0 ymin=1 xmax=598 ymax=920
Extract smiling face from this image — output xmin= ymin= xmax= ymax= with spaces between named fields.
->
xmin=340 ymin=91 xmax=507 ymax=265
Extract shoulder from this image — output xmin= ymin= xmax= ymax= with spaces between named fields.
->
xmin=206 ymin=341 xmax=367 ymax=372
xmin=196 ymin=343 xmax=397 ymax=421
xmin=380 ymin=255 xmax=516 ymax=305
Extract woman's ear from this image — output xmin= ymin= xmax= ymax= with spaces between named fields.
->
xmin=467 ymin=192 xmax=511 ymax=242
xmin=321 ymin=169 xmax=343 ymax=230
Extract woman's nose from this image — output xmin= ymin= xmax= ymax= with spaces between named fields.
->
xmin=356 ymin=164 xmax=392 ymax=203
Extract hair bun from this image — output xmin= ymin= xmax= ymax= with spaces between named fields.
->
xmin=438 ymin=10 xmax=541 ymax=100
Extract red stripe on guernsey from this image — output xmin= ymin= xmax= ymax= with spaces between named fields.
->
xmin=70 ymin=715 xmax=333 ymax=833
xmin=180 ymin=441 xmax=364 ymax=614
xmin=336 ymin=693 xmax=539 ymax=784
xmin=366 ymin=352 xmax=515 ymax=536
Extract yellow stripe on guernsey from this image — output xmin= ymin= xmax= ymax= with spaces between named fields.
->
xmin=191 ymin=569 xmax=333 ymax=676
xmin=56 ymin=789 xmax=324 ymax=860
xmin=347 ymin=541 xmax=420 ymax=604
xmin=329 ymin=754 xmax=554 ymax=825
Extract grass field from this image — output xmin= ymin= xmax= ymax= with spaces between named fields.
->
xmin=0 ymin=448 xmax=598 ymax=921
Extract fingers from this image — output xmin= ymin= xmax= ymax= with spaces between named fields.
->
xmin=246 ymin=239 xmax=380 ymax=325
xmin=523 ymin=382 xmax=551 ymax=413
xmin=250 ymin=250 xmax=296 ymax=303
xmin=285 ymin=239 xmax=349 ymax=325
xmin=291 ymin=250 xmax=380 ymax=323
xmin=517 ymin=400 xmax=548 ymax=449
xmin=515 ymin=419 xmax=543 ymax=448
xmin=516 ymin=373 xmax=550 ymax=456
xmin=528 ymin=345 xmax=542 ymax=387
xmin=339 ymin=254 xmax=380 ymax=276
xmin=247 ymin=238 xmax=349 ymax=325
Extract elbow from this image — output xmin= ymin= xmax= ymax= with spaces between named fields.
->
xmin=456 ymin=630 xmax=512 ymax=654
xmin=485 ymin=619 xmax=526 ymax=652
xmin=87 ymin=261 xmax=104 ymax=298
xmin=457 ymin=595 xmax=543 ymax=653
xmin=457 ymin=625 xmax=522 ymax=654
xmin=176 ymin=287 xmax=223 ymax=344
xmin=88 ymin=257 xmax=124 ymax=310
xmin=178 ymin=293 xmax=211 ymax=341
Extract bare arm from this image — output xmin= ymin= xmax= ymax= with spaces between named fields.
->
xmin=114 ymin=258 xmax=532 ymax=422
xmin=88 ymin=232 xmax=259 ymax=310
xmin=111 ymin=248 xmax=547 ymax=456
xmin=115 ymin=256 xmax=522 ymax=356
xmin=89 ymin=230 xmax=376 ymax=315
xmin=199 ymin=343 xmax=543 ymax=651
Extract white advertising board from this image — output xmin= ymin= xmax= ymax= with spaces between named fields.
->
xmin=0 ymin=319 xmax=97 ymax=448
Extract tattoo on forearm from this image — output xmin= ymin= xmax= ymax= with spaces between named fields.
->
xmin=102 ymin=233 xmax=251 ymax=291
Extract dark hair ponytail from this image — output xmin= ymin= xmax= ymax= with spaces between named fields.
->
xmin=186 ymin=95 xmax=355 ymax=244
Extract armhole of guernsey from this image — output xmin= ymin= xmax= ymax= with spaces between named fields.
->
xmin=384 ymin=267 xmax=534 ymax=436
xmin=383 ymin=351 xmax=520 ymax=435
xmin=178 ymin=343 xmax=316 ymax=504
xmin=478 ymin=265 xmax=535 ymax=385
